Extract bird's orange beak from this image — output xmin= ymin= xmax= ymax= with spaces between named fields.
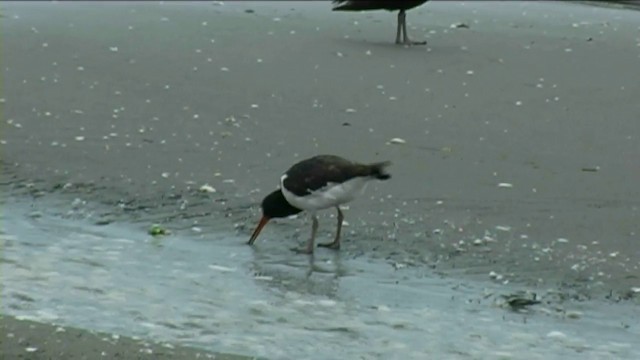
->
xmin=247 ymin=216 xmax=270 ymax=245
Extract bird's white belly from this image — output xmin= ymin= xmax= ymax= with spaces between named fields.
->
xmin=281 ymin=176 xmax=369 ymax=211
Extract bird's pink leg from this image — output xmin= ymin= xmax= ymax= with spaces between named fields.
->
xmin=318 ymin=207 xmax=343 ymax=250
xmin=292 ymin=215 xmax=318 ymax=254
xmin=399 ymin=10 xmax=426 ymax=45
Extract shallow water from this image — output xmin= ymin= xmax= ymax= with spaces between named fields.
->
xmin=2 ymin=197 xmax=639 ymax=359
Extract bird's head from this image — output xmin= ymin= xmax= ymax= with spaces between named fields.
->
xmin=247 ymin=190 xmax=302 ymax=245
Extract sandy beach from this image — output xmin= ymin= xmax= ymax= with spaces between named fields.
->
xmin=0 ymin=314 xmax=255 ymax=359
xmin=2 ymin=1 xmax=640 ymax=358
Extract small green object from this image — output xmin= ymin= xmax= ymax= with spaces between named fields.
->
xmin=149 ymin=224 xmax=168 ymax=236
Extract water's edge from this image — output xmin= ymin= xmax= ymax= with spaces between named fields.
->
xmin=3 ymin=191 xmax=639 ymax=359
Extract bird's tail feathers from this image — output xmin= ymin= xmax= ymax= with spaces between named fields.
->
xmin=368 ymin=161 xmax=391 ymax=180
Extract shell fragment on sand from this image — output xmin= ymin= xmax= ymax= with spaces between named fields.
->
xmin=388 ymin=138 xmax=407 ymax=145
xmin=199 ymin=184 xmax=216 ymax=193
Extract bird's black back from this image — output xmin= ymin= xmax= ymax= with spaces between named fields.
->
xmin=332 ymin=0 xmax=428 ymax=11
xmin=282 ymin=155 xmax=391 ymax=197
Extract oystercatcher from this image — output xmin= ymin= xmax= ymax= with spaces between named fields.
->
xmin=248 ymin=155 xmax=391 ymax=254
xmin=332 ymin=0 xmax=430 ymax=45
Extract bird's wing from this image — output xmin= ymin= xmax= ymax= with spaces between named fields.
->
xmin=282 ymin=155 xmax=370 ymax=196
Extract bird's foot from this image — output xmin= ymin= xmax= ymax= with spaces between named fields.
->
xmin=397 ymin=40 xmax=427 ymax=46
xmin=317 ymin=241 xmax=340 ymax=250
xmin=290 ymin=246 xmax=314 ymax=255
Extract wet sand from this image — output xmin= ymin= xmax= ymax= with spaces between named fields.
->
xmin=0 ymin=315 xmax=252 ymax=360
xmin=4 ymin=0 xmax=639 ymax=296
xmin=2 ymin=0 xmax=640 ymax=358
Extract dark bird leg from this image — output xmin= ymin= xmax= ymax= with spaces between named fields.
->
xmin=398 ymin=10 xmax=426 ymax=45
xmin=395 ymin=11 xmax=403 ymax=44
xmin=318 ymin=207 xmax=343 ymax=250
xmin=292 ymin=214 xmax=318 ymax=254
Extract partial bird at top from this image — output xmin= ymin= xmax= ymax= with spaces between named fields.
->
xmin=332 ymin=0 xmax=430 ymax=45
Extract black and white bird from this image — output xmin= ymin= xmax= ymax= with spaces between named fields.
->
xmin=332 ymin=0 xmax=429 ymax=45
xmin=248 ymin=155 xmax=391 ymax=254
